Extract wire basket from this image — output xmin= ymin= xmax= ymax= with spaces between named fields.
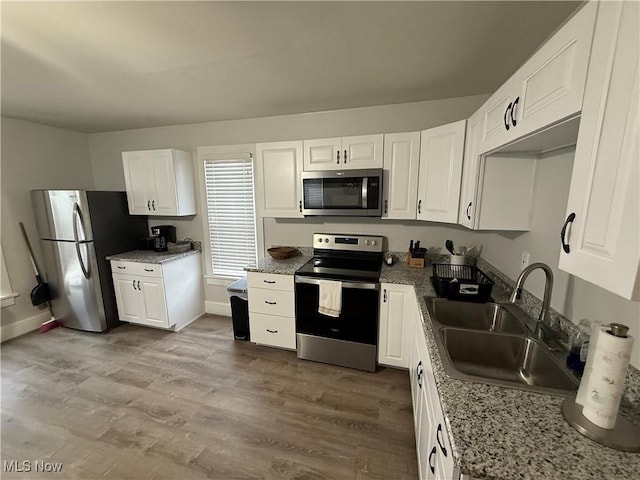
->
xmin=167 ymin=241 xmax=193 ymax=254
xmin=432 ymin=264 xmax=494 ymax=302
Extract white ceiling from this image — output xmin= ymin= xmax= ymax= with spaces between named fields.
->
xmin=1 ymin=1 xmax=580 ymax=133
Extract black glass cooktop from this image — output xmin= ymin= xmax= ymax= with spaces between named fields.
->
xmin=296 ymin=255 xmax=382 ymax=282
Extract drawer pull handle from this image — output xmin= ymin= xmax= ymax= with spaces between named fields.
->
xmin=266 ymin=329 xmax=278 ymax=334
xmin=144 ymin=268 xmax=154 ymax=272
xmin=265 ymin=301 xmax=277 ymax=305
xmin=117 ymin=266 xmax=126 ymax=269
xmin=428 ymin=446 xmax=436 ymax=474
xmin=263 ymin=280 xmax=276 ymax=284
xmin=436 ymin=423 xmax=448 ymax=457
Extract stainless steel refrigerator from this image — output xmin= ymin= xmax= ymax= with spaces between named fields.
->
xmin=31 ymin=190 xmax=148 ymax=332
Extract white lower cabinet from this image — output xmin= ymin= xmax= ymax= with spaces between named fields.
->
xmin=411 ymin=303 xmax=456 ymax=480
xmin=378 ymin=283 xmax=415 ymax=368
xmin=247 ymin=272 xmax=296 ymax=349
xmin=111 ymin=254 xmax=204 ymax=330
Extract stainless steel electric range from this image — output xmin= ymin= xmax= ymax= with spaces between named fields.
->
xmin=294 ymin=233 xmax=383 ymax=372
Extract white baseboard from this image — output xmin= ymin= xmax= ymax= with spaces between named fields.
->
xmin=1 ymin=311 xmax=51 ymax=343
xmin=204 ymin=300 xmax=232 ymax=317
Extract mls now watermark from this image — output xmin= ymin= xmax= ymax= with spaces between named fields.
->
xmin=3 ymin=460 xmax=63 ymax=473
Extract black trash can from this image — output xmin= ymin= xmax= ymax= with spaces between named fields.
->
xmin=227 ymin=277 xmax=250 ymax=340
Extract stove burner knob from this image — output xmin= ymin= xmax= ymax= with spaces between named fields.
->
xmin=372 ymin=240 xmax=377 ymax=246
xmin=324 ymin=238 xmax=330 ymax=243
xmin=318 ymin=238 xmax=323 ymax=243
xmin=364 ymin=240 xmax=370 ymax=245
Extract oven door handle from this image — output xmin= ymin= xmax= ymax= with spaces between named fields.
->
xmin=294 ymin=276 xmax=379 ymax=290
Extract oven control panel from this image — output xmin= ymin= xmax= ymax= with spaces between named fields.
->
xmin=313 ymin=233 xmax=383 ymax=252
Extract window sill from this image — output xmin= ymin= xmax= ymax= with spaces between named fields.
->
xmin=1 ymin=293 xmax=19 ymax=308
xmin=205 ymin=275 xmax=240 ymax=287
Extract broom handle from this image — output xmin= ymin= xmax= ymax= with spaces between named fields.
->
xmin=19 ymin=222 xmax=44 ymax=278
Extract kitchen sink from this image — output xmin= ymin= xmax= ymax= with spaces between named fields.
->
xmin=424 ymin=297 xmax=579 ymax=396
xmin=425 ymin=297 xmax=528 ymax=334
xmin=439 ymin=329 xmax=579 ymax=395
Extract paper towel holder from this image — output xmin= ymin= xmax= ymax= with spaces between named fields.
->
xmin=561 ymin=399 xmax=640 ymax=452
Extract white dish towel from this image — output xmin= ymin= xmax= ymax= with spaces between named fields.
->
xmin=318 ymin=280 xmax=342 ymax=317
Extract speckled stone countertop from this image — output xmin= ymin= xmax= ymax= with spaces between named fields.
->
xmin=244 ymin=251 xmax=311 ymax=276
xmin=381 ymin=259 xmax=640 ymax=480
xmin=106 ymin=249 xmax=200 ymax=264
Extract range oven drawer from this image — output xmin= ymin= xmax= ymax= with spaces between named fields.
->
xmin=294 ymin=277 xmax=379 ymax=345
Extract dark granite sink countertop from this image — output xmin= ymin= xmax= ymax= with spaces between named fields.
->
xmin=381 ymin=259 xmax=640 ymax=480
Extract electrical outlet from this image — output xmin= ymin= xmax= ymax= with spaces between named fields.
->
xmin=520 ymin=252 xmax=530 ymax=270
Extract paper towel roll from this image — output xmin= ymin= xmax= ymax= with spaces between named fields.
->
xmin=575 ymin=326 xmax=633 ymax=429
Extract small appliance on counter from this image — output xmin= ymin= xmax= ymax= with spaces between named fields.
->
xmin=150 ymin=225 xmax=177 ymax=252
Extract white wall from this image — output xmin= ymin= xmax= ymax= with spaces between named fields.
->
xmin=0 ymin=117 xmax=95 ymax=335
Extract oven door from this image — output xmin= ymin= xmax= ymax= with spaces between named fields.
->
xmin=294 ymin=276 xmax=379 ymax=344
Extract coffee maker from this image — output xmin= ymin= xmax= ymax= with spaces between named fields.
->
xmin=150 ymin=225 xmax=177 ymax=252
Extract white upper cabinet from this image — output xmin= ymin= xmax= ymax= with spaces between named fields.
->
xmin=478 ymin=1 xmax=597 ymax=155
xmin=303 ymin=134 xmax=383 ymax=171
xmin=382 ymin=132 xmax=420 ymax=220
xmin=122 ymin=149 xmax=196 ymax=216
xmin=255 ymin=141 xmax=304 ymax=218
xmin=458 ymin=112 xmax=481 ymax=229
xmin=416 ymin=120 xmax=466 ymax=224
xmin=559 ymin=0 xmax=640 ymax=300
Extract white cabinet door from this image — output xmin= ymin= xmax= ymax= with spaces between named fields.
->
xmin=382 ymin=132 xmax=420 ymax=220
xmin=478 ymin=77 xmax=519 ymax=155
xmin=255 ymin=141 xmax=304 ymax=218
xmin=113 ymin=274 xmax=145 ymax=323
xmin=417 ymin=120 xmax=466 ymax=223
xmin=140 ymin=277 xmax=170 ymax=328
xmin=303 ymin=138 xmax=342 ymax=171
xmin=515 ymin=1 xmax=597 ymax=136
xmin=122 ymin=151 xmax=154 ymax=215
xmin=122 ymin=149 xmax=195 ymax=216
xmin=559 ymin=0 xmax=640 ymax=300
xmin=150 ymin=150 xmax=178 ymax=215
xmin=378 ymin=283 xmax=415 ymax=368
xmin=342 ymin=134 xmax=384 ymax=170
xmin=458 ymin=113 xmax=481 ymax=229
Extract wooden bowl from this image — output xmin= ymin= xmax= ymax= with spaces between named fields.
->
xmin=267 ymin=247 xmax=296 ymax=260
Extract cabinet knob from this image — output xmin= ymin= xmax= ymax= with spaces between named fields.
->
xmin=336 ymin=151 xmax=340 ymax=164
xmin=132 ymin=280 xmax=137 ymax=290
xmin=299 ymin=200 xmax=302 ymax=213
xmin=466 ymin=201 xmax=472 ymax=220
xmin=511 ymin=97 xmax=519 ymax=127
xmin=147 ymin=201 xmax=151 ymax=211
xmin=560 ymin=212 xmax=576 ymax=253
xmin=151 ymin=200 xmax=156 ymax=211
xmin=417 ymin=200 xmax=422 ymax=214
xmin=383 ymin=289 xmax=387 ymax=302
xmin=343 ymin=149 xmax=347 ymax=164
xmin=137 ymin=280 xmax=141 ymax=290
xmin=384 ymin=199 xmax=388 ymax=214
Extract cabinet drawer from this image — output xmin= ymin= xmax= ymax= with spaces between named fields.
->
xmin=249 ymin=312 xmax=296 ymax=349
xmin=248 ymin=288 xmax=295 ymax=317
xmin=247 ymin=272 xmax=293 ymax=291
xmin=111 ymin=261 xmax=162 ymax=278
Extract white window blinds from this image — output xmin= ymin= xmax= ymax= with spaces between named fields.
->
xmin=204 ymin=158 xmax=258 ymax=277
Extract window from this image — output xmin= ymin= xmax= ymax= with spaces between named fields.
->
xmin=203 ymin=157 xmax=258 ymax=277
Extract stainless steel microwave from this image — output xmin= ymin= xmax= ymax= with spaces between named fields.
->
xmin=301 ymin=169 xmax=383 ymax=216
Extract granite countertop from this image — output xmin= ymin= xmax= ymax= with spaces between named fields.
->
xmin=381 ymin=259 xmax=640 ymax=480
xmin=106 ymin=249 xmax=200 ymax=264
xmin=244 ymin=253 xmax=311 ymax=276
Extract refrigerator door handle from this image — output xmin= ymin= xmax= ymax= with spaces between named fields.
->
xmin=73 ymin=203 xmax=91 ymax=279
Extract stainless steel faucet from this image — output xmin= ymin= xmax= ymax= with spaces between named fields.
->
xmin=509 ymin=262 xmax=555 ymax=339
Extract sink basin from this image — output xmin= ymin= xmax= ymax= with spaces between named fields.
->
xmin=425 ymin=297 xmax=528 ymax=334
xmin=438 ymin=328 xmax=579 ymax=396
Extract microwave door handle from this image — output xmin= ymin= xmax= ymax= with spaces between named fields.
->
xmin=362 ymin=177 xmax=368 ymax=208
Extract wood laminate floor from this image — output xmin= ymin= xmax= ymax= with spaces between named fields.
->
xmin=1 ymin=315 xmax=418 ymax=479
